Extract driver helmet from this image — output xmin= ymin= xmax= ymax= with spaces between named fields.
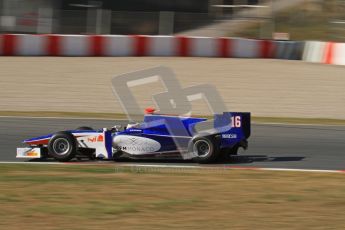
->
xmin=126 ymin=122 xmax=140 ymax=129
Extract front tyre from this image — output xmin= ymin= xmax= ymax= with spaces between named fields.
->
xmin=191 ymin=136 xmax=220 ymax=163
xmin=48 ymin=131 xmax=77 ymax=162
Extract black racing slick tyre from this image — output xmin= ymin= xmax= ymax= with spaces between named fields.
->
xmin=48 ymin=131 xmax=77 ymax=162
xmin=190 ymin=136 xmax=220 ymax=163
xmin=76 ymin=126 xmax=94 ymax=131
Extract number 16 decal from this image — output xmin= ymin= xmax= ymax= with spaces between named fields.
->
xmin=231 ymin=116 xmax=242 ymax=128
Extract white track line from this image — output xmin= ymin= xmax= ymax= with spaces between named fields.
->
xmin=0 ymin=161 xmax=64 ymax=165
xmin=253 ymin=167 xmax=344 ymax=173
xmin=123 ymin=164 xmax=345 ymax=173
xmin=0 ymin=161 xmax=344 ymax=174
xmin=252 ymin=122 xmax=345 ymax=127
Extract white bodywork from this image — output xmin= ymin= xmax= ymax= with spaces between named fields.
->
xmin=17 ymin=147 xmax=41 ymax=158
xmin=16 ymin=129 xmax=163 ymax=159
xmin=76 ymin=132 xmax=108 ymax=158
xmin=16 ymin=131 xmax=110 ymax=159
xmin=113 ymin=135 xmax=161 ymax=155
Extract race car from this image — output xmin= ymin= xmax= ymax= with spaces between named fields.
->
xmin=17 ymin=111 xmax=250 ymax=163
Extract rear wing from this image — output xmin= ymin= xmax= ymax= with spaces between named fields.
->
xmin=214 ymin=112 xmax=251 ymax=139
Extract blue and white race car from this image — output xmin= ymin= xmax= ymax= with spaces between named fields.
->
xmin=17 ymin=111 xmax=250 ymax=163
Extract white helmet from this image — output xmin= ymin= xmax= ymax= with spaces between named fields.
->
xmin=126 ymin=122 xmax=140 ymax=129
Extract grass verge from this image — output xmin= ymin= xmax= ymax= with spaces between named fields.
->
xmin=1 ymin=110 xmax=345 ymax=126
xmin=0 ymin=163 xmax=344 ymax=229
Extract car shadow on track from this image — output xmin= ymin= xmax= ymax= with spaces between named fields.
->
xmin=29 ymin=155 xmax=305 ymax=165
xmin=228 ymin=155 xmax=305 ymax=164
xmin=111 ymin=155 xmax=306 ymax=164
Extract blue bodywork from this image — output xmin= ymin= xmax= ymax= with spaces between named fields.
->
xmin=116 ymin=112 xmax=250 ymax=153
xmin=23 ymin=112 xmax=250 ymax=159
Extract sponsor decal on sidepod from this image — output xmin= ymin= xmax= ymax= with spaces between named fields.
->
xmin=113 ymin=136 xmax=161 ymax=155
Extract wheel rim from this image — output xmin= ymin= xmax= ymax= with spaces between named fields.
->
xmin=193 ymin=140 xmax=211 ymax=157
xmin=52 ymin=138 xmax=70 ymax=156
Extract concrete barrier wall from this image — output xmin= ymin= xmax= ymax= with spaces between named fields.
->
xmin=0 ymin=34 xmax=303 ymax=60
xmin=302 ymin=41 xmax=327 ymax=63
xmin=275 ymin=41 xmax=304 ymax=60
xmin=303 ymin=41 xmax=345 ymax=65
xmin=3 ymin=34 xmax=345 ymax=66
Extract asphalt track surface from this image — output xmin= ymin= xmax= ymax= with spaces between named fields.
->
xmin=1 ymin=117 xmax=345 ymax=170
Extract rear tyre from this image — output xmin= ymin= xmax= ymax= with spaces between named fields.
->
xmin=190 ymin=136 xmax=220 ymax=163
xmin=48 ymin=131 xmax=77 ymax=162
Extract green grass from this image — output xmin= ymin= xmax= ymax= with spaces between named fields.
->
xmin=0 ymin=163 xmax=345 ymax=229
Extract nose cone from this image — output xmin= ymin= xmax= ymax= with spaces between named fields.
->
xmin=23 ymin=134 xmax=53 ymax=145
